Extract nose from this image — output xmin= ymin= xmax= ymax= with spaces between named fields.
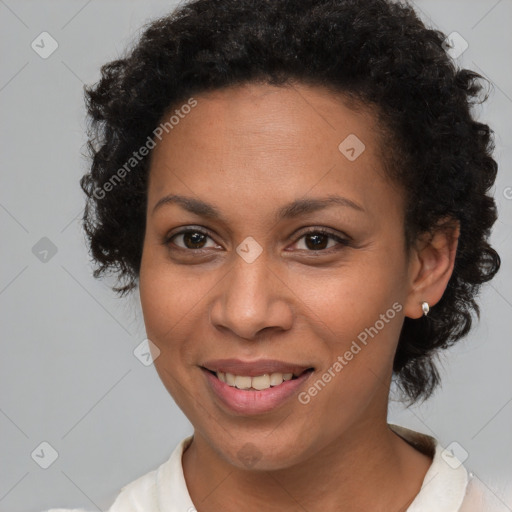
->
xmin=209 ymin=250 xmax=293 ymax=340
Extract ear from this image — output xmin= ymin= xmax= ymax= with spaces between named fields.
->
xmin=403 ymin=217 xmax=460 ymax=319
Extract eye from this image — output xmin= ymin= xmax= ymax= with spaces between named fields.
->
xmin=291 ymin=228 xmax=351 ymax=252
xmin=164 ymin=227 xmax=351 ymax=254
xmin=166 ymin=229 xmax=220 ymax=251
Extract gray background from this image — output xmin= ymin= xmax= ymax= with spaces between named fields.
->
xmin=0 ymin=1 xmax=511 ymax=510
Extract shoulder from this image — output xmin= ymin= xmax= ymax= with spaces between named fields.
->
xmin=107 ymin=467 xmax=159 ymax=512
xmin=390 ymin=424 xmax=467 ymax=511
xmin=43 ymin=509 xmax=92 ymax=512
xmin=107 ymin=434 xmax=194 ymax=511
xmin=41 ymin=469 xmax=158 ymax=512
xmin=43 ymin=435 xmax=194 ymax=512
xmin=389 ymin=424 xmax=510 ymax=512
xmin=459 ymin=474 xmax=512 ymax=512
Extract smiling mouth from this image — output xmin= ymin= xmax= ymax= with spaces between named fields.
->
xmin=203 ymin=368 xmax=314 ymax=391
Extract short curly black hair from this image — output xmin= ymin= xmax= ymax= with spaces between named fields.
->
xmin=81 ymin=0 xmax=500 ymax=403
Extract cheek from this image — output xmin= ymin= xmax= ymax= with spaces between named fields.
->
xmin=138 ymin=248 xmax=222 ymax=394
xmin=290 ymin=254 xmax=406 ymax=398
xmin=293 ymin=258 xmax=405 ymax=336
xmin=139 ymin=247 xmax=205 ymax=340
xmin=139 ymin=269 xmax=172 ymax=341
xmin=139 ymin=256 xmax=202 ymax=407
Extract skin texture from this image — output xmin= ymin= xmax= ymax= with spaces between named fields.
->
xmin=139 ymin=82 xmax=459 ymax=511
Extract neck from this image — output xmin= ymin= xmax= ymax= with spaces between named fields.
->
xmin=182 ymin=416 xmax=432 ymax=512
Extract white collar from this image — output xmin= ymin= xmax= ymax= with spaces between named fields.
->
xmin=389 ymin=424 xmax=468 ymax=511
xmin=107 ymin=424 xmax=469 ymax=512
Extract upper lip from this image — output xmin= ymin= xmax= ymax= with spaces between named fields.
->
xmin=201 ymin=359 xmax=313 ymax=377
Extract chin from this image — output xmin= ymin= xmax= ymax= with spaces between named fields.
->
xmin=210 ymin=432 xmax=312 ymax=472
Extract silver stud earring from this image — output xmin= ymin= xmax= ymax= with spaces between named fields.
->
xmin=421 ymin=301 xmax=430 ymax=316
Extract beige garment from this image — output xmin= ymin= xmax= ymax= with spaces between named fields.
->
xmin=390 ymin=424 xmax=509 ymax=511
xmin=45 ymin=424 xmax=510 ymax=511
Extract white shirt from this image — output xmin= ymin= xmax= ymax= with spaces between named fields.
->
xmin=45 ymin=424 xmax=506 ymax=511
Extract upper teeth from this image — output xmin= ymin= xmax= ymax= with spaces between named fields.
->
xmin=216 ymin=371 xmax=295 ymax=390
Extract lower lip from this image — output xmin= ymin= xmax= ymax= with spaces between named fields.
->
xmin=202 ymin=368 xmax=314 ymax=415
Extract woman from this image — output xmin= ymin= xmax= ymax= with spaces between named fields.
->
xmin=48 ymin=0 xmax=503 ymax=510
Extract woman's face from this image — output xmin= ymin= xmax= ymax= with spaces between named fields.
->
xmin=139 ymin=82 xmax=416 ymax=469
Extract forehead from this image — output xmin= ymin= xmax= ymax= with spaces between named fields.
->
xmin=156 ymin=82 xmax=381 ymax=155
xmin=147 ymin=82 xmax=402 ymax=223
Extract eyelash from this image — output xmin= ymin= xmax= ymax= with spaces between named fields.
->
xmin=163 ymin=227 xmax=351 ymax=255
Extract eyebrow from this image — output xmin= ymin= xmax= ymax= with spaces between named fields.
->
xmin=151 ymin=193 xmax=365 ymax=221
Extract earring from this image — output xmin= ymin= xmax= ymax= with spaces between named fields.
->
xmin=421 ymin=301 xmax=430 ymax=316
